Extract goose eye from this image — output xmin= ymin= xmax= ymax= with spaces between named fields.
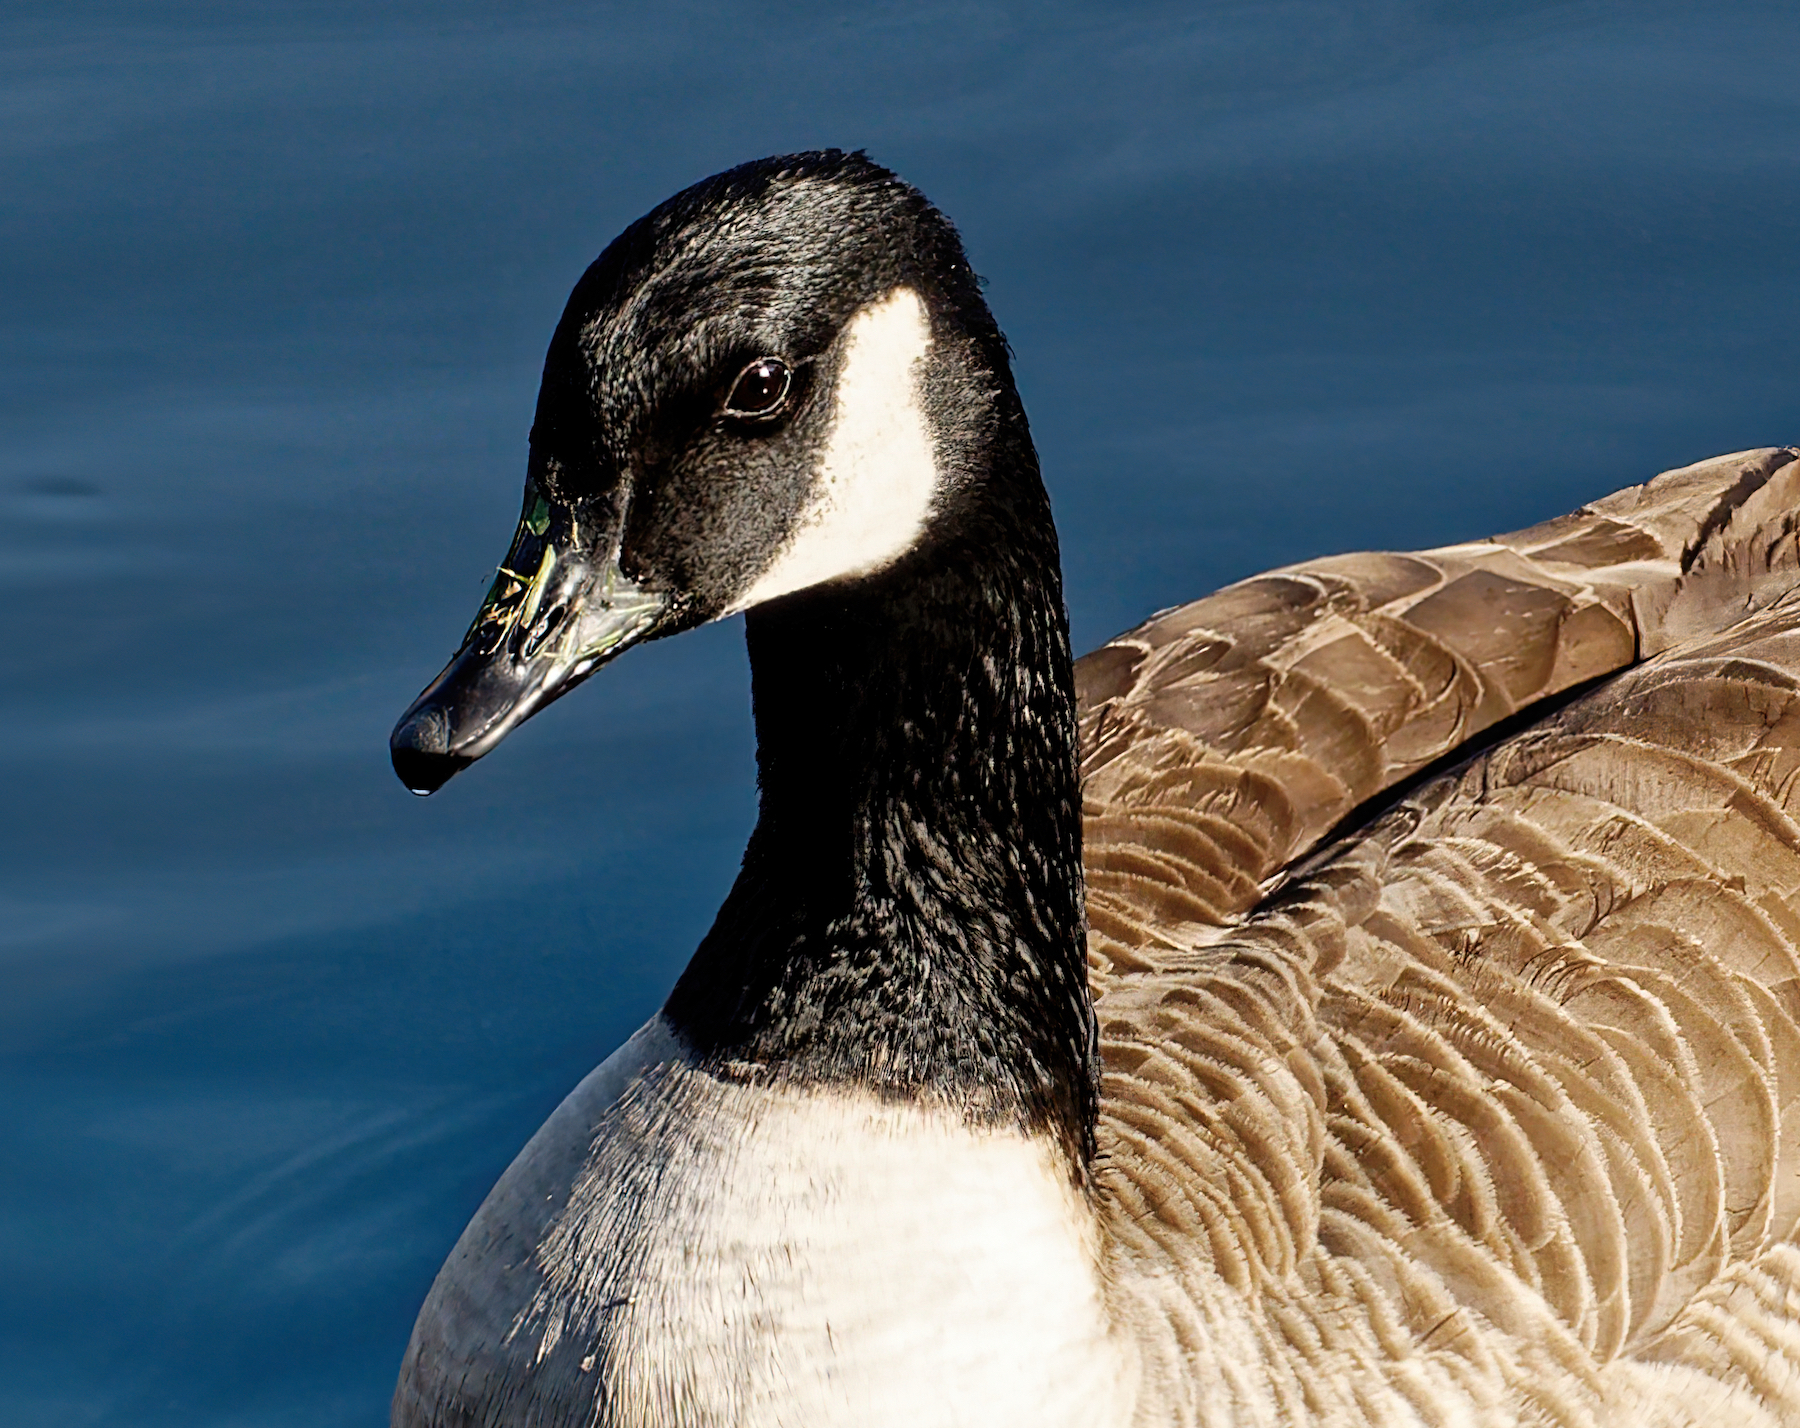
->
xmin=724 ymin=357 xmax=791 ymax=419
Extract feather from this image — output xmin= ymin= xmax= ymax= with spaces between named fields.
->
xmin=1088 ymin=448 xmax=1800 ymax=1421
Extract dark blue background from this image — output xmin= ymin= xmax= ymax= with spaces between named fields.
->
xmin=6 ymin=4 xmax=1799 ymax=1422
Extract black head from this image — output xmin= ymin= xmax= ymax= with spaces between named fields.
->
xmin=390 ymin=151 xmax=1023 ymax=793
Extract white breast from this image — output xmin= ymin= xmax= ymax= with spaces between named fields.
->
xmin=403 ymin=1016 xmax=1131 ymax=1428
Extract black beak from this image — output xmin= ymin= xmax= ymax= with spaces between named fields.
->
xmin=390 ymin=482 xmax=668 ymax=794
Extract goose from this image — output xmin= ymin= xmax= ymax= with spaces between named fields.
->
xmin=387 ymin=150 xmax=1800 ymax=1427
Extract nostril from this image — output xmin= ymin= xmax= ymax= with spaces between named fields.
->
xmin=522 ymin=603 xmax=569 ymax=658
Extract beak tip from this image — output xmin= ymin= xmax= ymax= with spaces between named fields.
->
xmin=390 ymin=708 xmax=471 ymax=795
xmin=390 ymin=743 xmax=470 ymax=795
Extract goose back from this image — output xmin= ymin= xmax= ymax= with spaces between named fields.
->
xmin=1086 ymin=447 xmax=1800 ymax=1424
xmin=1080 ymin=446 xmax=1800 ymax=963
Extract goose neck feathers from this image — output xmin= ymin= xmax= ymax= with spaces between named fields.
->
xmin=667 ymin=468 xmax=1095 ymax=1161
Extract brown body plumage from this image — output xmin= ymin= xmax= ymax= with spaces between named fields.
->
xmin=1083 ymin=447 xmax=1800 ymax=1424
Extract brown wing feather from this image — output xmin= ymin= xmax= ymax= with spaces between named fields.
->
xmin=1080 ymin=446 xmax=1800 ymax=975
xmin=1086 ymin=450 xmax=1800 ymax=1423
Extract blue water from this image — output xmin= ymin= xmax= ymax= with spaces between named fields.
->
xmin=6 ymin=3 xmax=1800 ymax=1422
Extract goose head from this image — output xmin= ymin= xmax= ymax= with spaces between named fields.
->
xmin=390 ymin=149 xmax=1032 ymax=796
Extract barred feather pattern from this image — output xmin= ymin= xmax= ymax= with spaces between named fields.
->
xmin=1079 ymin=446 xmax=1800 ymax=962
xmin=1082 ymin=449 xmax=1800 ymax=1425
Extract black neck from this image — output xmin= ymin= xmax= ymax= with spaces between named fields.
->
xmin=663 ymin=460 xmax=1096 ymax=1166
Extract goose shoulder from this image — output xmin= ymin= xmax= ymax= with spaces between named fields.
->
xmin=1089 ymin=453 xmax=1800 ymax=1424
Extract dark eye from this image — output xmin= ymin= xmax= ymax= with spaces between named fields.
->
xmin=723 ymin=357 xmax=791 ymax=419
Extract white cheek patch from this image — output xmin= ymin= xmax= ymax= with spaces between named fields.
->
xmin=727 ymin=286 xmax=940 ymax=613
